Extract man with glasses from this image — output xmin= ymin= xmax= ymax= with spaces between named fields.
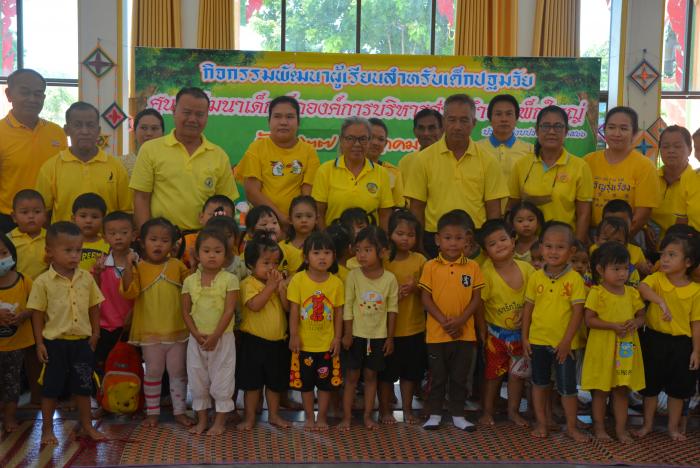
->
xmin=405 ymin=94 xmax=508 ymax=258
xmin=0 ymin=69 xmax=67 ymax=232
xmin=36 ymin=101 xmax=131 ymax=222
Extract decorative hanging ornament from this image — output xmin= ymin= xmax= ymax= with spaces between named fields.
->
xmin=82 ymin=46 xmax=115 ymax=79
xmin=629 ymin=59 xmax=660 ymax=93
xmin=101 ymin=102 xmax=127 ymax=130
xmin=646 ymin=117 xmax=667 ymax=143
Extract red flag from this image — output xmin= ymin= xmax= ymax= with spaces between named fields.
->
xmin=246 ymin=0 xmax=264 ymax=21
xmin=437 ymin=0 xmax=454 ymax=29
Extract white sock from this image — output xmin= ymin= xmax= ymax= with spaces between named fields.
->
xmin=452 ymin=416 xmax=475 ymax=431
xmin=423 ymin=414 xmax=442 ymax=429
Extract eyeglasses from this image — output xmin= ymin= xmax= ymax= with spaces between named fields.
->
xmin=538 ymin=123 xmax=567 ymax=133
xmin=342 ymin=135 xmax=369 ymax=145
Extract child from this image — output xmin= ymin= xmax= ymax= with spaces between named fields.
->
xmin=476 ymin=219 xmax=534 ymax=427
xmin=287 ymin=231 xmax=344 ymax=431
xmin=581 ymin=242 xmax=645 ymax=443
xmin=529 ymin=241 xmax=544 ymax=270
xmin=205 ymin=216 xmax=248 ymax=280
xmin=341 ymin=225 xmax=398 ymax=431
xmin=28 ymin=222 xmax=104 ymax=443
xmin=635 ymin=230 xmax=700 ymax=441
xmin=338 ymin=207 xmax=371 ymax=270
xmin=0 ymin=232 xmax=34 ymax=433
xmin=326 ymin=223 xmax=352 ymax=282
xmin=236 ymin=232 xmax=291 ymax=430
xmin=182 ymin=195 xmax=235 ymax=268
xmin=508 ymin=201 xmax=544 ymax=263
xmin=521 ymin=221 xmax=588 ymax=441
xmin=601 ymin=199 xmax=651 ymax=276
xmin=9 ymin=189 xmax=48 ymax=280
xmin=182 ymin=228 xmax=239 ymax=436
xmin=94 ymin=211 xmax=136 ymax=376
xmin=571 ymin=240 xmax=593 ymax=288
xmin=120 ymin=217 xmax=192 ymax=428
xmin=281 ymin=195 xmax=318 ymax=274
xmin=420 ymin=209 xmax=482 ymax=432
xmin=72 ymin=193 xmax=110 ymax=272
xmin=379 ymin=209 xmax=427 ymax=425
xmin=591 ymin=217 xmax=642 ymax=286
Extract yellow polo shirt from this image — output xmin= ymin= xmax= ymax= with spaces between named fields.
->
xmin=475 ymin=136 xmax=533 ymax=189
xmin=509 ymin=151 xmax=593 ymax=228
xmin=676 ymin=167 xmax=700 ymax=231
xmin=130 ymin=130 xmax=239 ymax=230
xmin=312 ymin=156 xmax=394 ymax=226
xmin=238 ymin=137 xmax=320 ymax=216
xmin=643 ymin=272 xmax=700 ymax=337
xmin=0 ymin=112 xmax=67 ymax=215
xmin=585 ymin=149 xmax=661 ymax=226
xmin=27 ymin=266 xmax=104 ymax=340
xmin=9 ymin=228 xmax=47 ymax=280
xmin=652 ymin=166 xmax=692 ymax=240
xmin=379 ymin=160 xmax=405 ymax=208
xmin=525 ymin=266 xmax=586 ymax=349
xmin=35 ymin=149 xmax=132 ymax=222
xmin=398 ymin=150 xmax=419 ymax=184
xmin=405 ymin=137 xmax=508 ymax=232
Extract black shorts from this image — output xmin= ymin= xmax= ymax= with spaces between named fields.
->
xmin=42 ymin=339 xmax=95 ymax=398
xmin=342 ymin=337 xmax=386 ymax=372
xmin=379 ymin=332 xmax=426 ymax=383
xmin=235 ymin=332 xmax=290 ymax=392
xmin=290 ymin=351 xmax=342 ymax=392
xmin=640 ymin=328 xmax=698 ymax=399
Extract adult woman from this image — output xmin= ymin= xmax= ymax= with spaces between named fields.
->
xmin=238 ymin=96 xmax=320 ymax=224
xmin=120 ymin=108 xmax=164 ymax=176
xmin=367 ymin=118 xmax=405 ymax=207
xmin=312 ymin=117 xmax=394 ymax=230
xmin=584 ymin=107 xmax=660 ymax=236
xmin=508 ymin=105 xmax=593 ymax=243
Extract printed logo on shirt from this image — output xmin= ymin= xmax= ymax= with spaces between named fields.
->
xmin=359 ymin=290 xmax=384 ymax=314
xmin=300 ymin=290 xmax=333 ymax=322
xmin=204 ymin=177 xmax=214 ymax=189
xmin=271 ymin=161 xmax=284 ymax=176
xmin=290 ymin=159 xmax=303 ymax=174
xmin=51 ymin=140 xmax=61 ymax=147
xmin=557 ymin=172 xmax=569 ymax=183
xmin=366 ymin=182 xmax=378 ymax=194
xmin=562 ymin=282 xmax=573 ymax=297
xmin=461 ymin=274 xmax=472 ymax=287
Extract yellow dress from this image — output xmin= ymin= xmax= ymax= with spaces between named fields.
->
xmin=580 ymin=285 xmax=645 ymax=391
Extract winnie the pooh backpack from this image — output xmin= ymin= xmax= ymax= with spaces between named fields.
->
xmin=98 ymin=341 xmax=144 ymax=414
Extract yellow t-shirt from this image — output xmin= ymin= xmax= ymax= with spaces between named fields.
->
xmin=344 ymin=268 xmax=399 ymax=339
xmin=642 ymin=272 xmax=700 ymax=337
xmin=279 ymin=240 xmax=303 ymax=275
xmin=509 ymin=151 xmax=594 ymax=228
xmin=238 ymin=137 xmax=320 ymax=216
xmin=386 ymin=251 xmax=427 ymax=337
xmin=129 ymin=130 xmax=239 ymax=231
xmin=9 ymin=228 xmax=47 ymax=280
xmin=312 ymin=156 xmax=394 ymax=226
xmin=584 ymin=149 xmax=661 ymax=226
xmin=525 ymin=266 xmax=586 ymax=349
xmin=120 ymin=258 xmax=190 ymax=344
xmin=481 ymin=259 xmax=535 ymax=330
xmin=652 ymin=166 xmax=692 ymax=241
xmin=419 ymin=254 xmax=484 ymax=343
xmin=239 ymin=276 xmax=287 ymax=341
xmin=35 ymin=149 xmax=132 ymax=222
xmin=28 ymin=266 xmax=104 ymax=340
xmin=378 ymin=160 xmax=405 ymax=208
xmin=475 ymin=136 xmax=533 ymax=191
xmin=336 ymin=264 xmax=349 ymax=283
xmin=405 ymin=137 xmax=508 ymax=231
xmin=79 ymin=238 xmax=110 ymax=272
xmin=182 ymin=270 xmax=239 ymax=335
xmin=0 ymin=273 xmax=34 ymax=351
xmin=675 ymin=167 xmax=700 ymax=231
xmin=287 ymin=271 xmax=344 ymax=352
xmin=0 ymin=112 xmax=67 ymax=215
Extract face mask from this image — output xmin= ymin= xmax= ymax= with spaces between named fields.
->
xmin=0 ymin=256 xmax=15 ymax=276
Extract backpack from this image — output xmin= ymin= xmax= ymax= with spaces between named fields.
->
xmin=98 ymin=341 xmax=144 ymax=414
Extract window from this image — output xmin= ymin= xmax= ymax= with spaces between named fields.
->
xmin=240 ymin=0 xmax=456 ymax=55
xmin=579 ymin=0 xmax=611 ymax=91
xmin=0 ymin=0 xmax=79 ymax=124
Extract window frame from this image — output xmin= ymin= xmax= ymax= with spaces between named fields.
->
xmin=661 ymin=0 xmax=697 ymax=99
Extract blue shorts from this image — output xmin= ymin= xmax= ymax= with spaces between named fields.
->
xmin=530 ymin=344 xmax=577 ymax=396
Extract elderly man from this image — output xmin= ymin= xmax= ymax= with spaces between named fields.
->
xmin=130 ymin=87 xmax=238 ymax=231
xmin=405 ymin=94 xmax=508 ymax=258
xmin=0 ymin=69 xmax=67 ymax=232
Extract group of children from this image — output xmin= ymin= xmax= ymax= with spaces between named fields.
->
xmin=0 ymin=184 xmax=698 ymax=446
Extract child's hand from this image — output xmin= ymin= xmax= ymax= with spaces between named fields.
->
xmin=89 ymin=333 xmax=100 ymax=351
xmin=278 ymin=276 xmax=290 ymax=296
xmin=36 ymin=343 xmax=49 ymax=363
xmin=342 ymin=333 xmax=353 ymax=350
xmin=554 ymin=340 xmax=572 ymax=364
xmin=265 ymin=269 xmax=284 ymax=288
xmin=383 ymin=337 xmax=394 ymax=356
xmin=398 ymin=279 xmax=417 ymax=300
xmin=191 ymin=331 xmax=206 ymax=345
xmin=201 ymin=333 xmax=220 ymax=351
xmin=0 ymin=308 xmax=14 ymax=326
xmin=92 ymin=255 xmax=107 ymax=278
xmin=636 ymin=261 xmax=652 ymax=277
xmin=690 ymin=351 xmax=700 ymax=370
xmin=522 ymin=337 xmax=532 ymax=359
xmin=613 ymin=322 xmax=628 ymax=338
xmin=330 ymin=337 xmax=341 ymax=357
xmin=126 ymin=251 xmax=139 ymax=267
xmin=289 ymin=334 xmax=301 ymax=354
xmin=659 ymin=301 xmax=672 ymax=322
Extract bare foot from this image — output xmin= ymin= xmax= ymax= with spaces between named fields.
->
xmin=141 ymin=415 xmax=159 ymax=427
xmin=380 ymin=413 xmax=397 ymax=425
xmin=530 ymin=423 xmax=548 ymax=439
xmin=403 ymin=411 xmax=422 ymax=425
xmin=669 ymin=430 xmax=687 ymax=441
xmin=3 ymin=418 xmax=19 ymax=433
xmin=478 ymin=414 xmax=495 ymax=426
xmin=565 ymin=427 xmax=590 ymax=442
xmin=508 ymin=412 xmax=529 ymax=427
xmin=268 ymin=415 xmax=291 ymax=428
xmin=316 ymin=419 xmax=329 ymax=431
xmin=237 ymin=419 xmax=255 ymax=431
xmin=616 ymin=429 xmax=634 ymax=444
xmin=174 ymin=414 xmax=195 ymax=427
xmin=206 ymin=423 xmax=225 ymax=436
xmin=338 ymin=417 xmax=352 ymax=431
xmin=81 ymin=425 xmax=107 ymax=441
xmin=303 ymin=419 xmax=316 ymax=431
xmin=41 ymin=426 xmax=58 ymax=445
xmin=593 ymin=425 xmax=612 ymax=441
xmin=189 ymin=419 xmax=208 ymax=435
xmin=363 ymin=414 xmax=378 ymax=430
xmin=632 ymin=426 xmax=653 ymax=438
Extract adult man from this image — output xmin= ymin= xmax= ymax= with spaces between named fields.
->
xmin=405 ymin=94 xmax=508 ymax=258
xmin=398 ymin=108 xmax=443 ymax=183
xmin=130 ymin=87 xmax=238 ymax=231
xmin=0 ymin=69 xmax=67 ymax=232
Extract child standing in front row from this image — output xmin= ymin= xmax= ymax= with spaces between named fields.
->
xmin=288 ymin=231 xmax=344 ymax=431
xmin=182 ymin=228 xmax=239 ymax=436
xmin=379 ymin=209 xmax=427 ymax=425
xmin=341 ymin=225 xmax=398 ymax=431
xmin=581 ymin=242 xmax=645 ymax=443
xmin=521 ymin=221 xmax=588 ymax=442
xmin=120 ymin=217 xmax=192 ymax=428
xmin=420 ymin=209 xmax=482 ymax=432
xmin=635 ymin=230 xmax=700 ymax=441
xmin=509 ymin=201 xmax=543 ymax=263
xmin=29 ymin=222 xmax=105 ymax=444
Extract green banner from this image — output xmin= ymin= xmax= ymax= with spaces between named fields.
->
xmin=134 ymin=47 xmax=601 ymax=166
